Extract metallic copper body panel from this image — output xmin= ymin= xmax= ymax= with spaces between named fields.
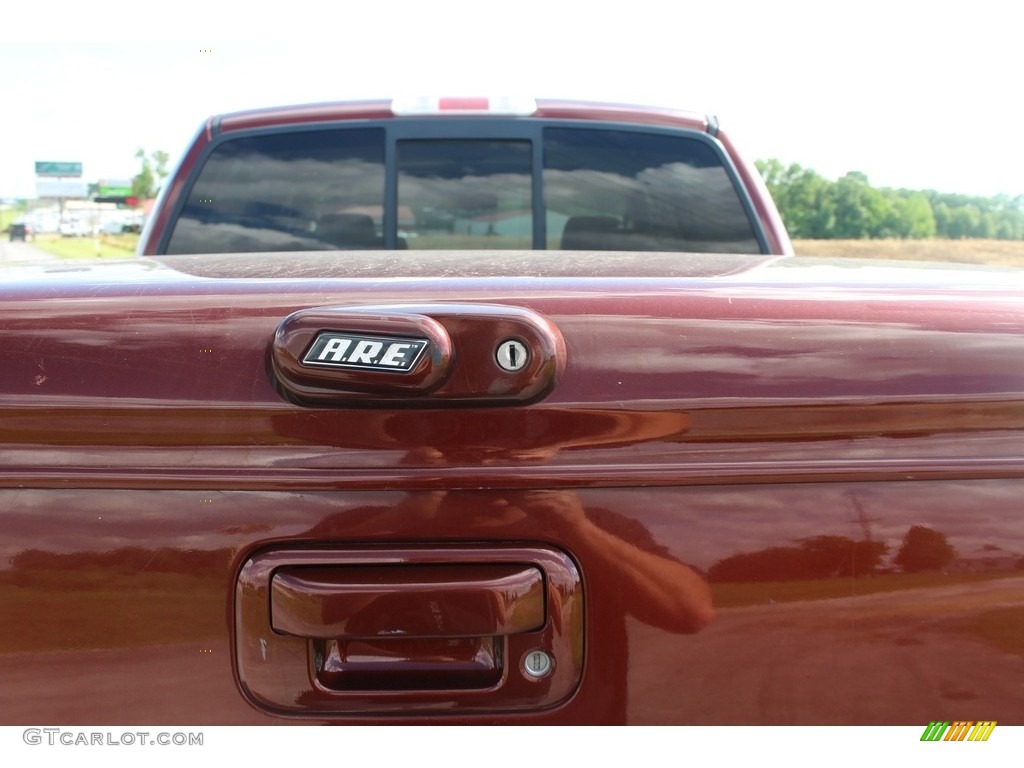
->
xmin=2 ymin=252 xmax=1023 ymax=723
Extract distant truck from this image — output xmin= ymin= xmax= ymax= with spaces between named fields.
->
xmin=58 ymin=219 xmax=92 ymax=237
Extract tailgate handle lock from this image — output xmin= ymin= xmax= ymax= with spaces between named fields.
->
xmin=235 ymin=546 xmax=583 ymax=715
xmin=271 ymin=303 xmax=565 ymax=407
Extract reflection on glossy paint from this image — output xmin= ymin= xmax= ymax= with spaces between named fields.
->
xmin=3 ymin=258 xmax=1024 ymax=723
xmin=624 ymin=481 xmax=1024 ymax=724
xmin=0 ymin=477 xmax=1022 ymax=724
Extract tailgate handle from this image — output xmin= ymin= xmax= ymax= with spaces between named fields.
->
xmin=236 ymin=547 xmax=582 ymax=712
xmin=271 ymin=303 xmax=565 ymax=407
xmin=270 ymin=564 xmax=545 ymax=640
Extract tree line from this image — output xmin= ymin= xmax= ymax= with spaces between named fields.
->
xmin=707 ymin=525 xmax=963 ymax=583
xmin=132 ymin=148 xmax=170 ymax=201
xmin=757 ymin=159 xmax=1024 ymax=240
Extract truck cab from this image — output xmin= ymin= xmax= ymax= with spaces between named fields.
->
xmin=139 ymin=97 xmax=792 ymax=257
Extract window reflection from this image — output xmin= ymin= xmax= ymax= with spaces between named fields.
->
xmin=166 ymin=129 xmax=385 ymax=254
xmin=544 ymin=128 xmax=760 ymax=252
xmin=164 ymin=126 xmax=760 ymax=255
xmin=398 ymin=140 xmax=532 ymax=250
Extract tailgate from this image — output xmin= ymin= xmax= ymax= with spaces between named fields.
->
xmin=2 ymin=253 xmax=1024 ymax=724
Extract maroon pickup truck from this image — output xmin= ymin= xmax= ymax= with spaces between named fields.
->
xmin=3 ymin=98 xmax=1023 ymax=725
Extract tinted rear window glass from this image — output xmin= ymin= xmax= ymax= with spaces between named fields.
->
xmin=163 ymin=123 xmax=762 ymax=255
xmin=166 ymin=128 xmax=385 ymax=254
xmin=544 ymin=128 xmax=759 ymax=253
xmin=397 ymin=140 xmax=532 ymax=250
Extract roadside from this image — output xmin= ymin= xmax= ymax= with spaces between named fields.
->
xmin=5 ymin=230 xmax=1024 ymax=267
xmin=30 ymin=232 xmax=140 ymax=260
xmin=0 ymin=237 xmax=61 ymax=265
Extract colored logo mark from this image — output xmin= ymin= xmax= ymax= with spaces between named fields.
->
xmin=920 ymin=721 xmax=996 ymax=742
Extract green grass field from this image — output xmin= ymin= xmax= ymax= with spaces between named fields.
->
xmin=0 ymin=206 xmax=23 ymax=233
xmin=31 ymin=233 xmax=140 ymax=259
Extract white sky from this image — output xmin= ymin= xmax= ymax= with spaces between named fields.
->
xmin=2 ymin=1 xmax=1022 ymax=200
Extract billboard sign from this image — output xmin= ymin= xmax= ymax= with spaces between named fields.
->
xmin=97 ymin=184 xmax=133 ymax=197
xmin=36 ymin=179 xmax=89 ymax=198
xmin=35 ymin=161 xmax=83 ymax=177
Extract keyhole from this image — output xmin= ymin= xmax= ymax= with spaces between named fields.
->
xmin=495 ymin=339 xmax=529 ymax=372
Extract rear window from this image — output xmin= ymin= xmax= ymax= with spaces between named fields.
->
xmin=166 ymin=128 xmax=385 ymax=254
xmin=398 ymin=140 xmax=533 ymax=250
xmin=544 ymin=129 xmax=759 ymax=253
xmin=164 ymin=123 xmax=760 ymax=254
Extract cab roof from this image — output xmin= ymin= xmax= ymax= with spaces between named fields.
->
xmin=214 ymin=97 xmax=715 ymax=135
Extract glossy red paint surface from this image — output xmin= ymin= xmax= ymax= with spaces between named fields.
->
xmin=718 ymin=129 xmax=793 ymax=255
xmin=136 ymin=119 xmax=214 ymax=258
xmin=2 ymin=252 xmax=1023 ymax=723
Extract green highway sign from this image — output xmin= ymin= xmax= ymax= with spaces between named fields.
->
xmin=35 ymin=161 xmax=83 ymax=177
xmin=97 ymin=185 xmax=132 ymax=197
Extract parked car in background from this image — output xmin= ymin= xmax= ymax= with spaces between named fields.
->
xmin=7 ymin=222 xmax=29 ymax=241
xmin=59 ymin=219 xmax=93 ymax=237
